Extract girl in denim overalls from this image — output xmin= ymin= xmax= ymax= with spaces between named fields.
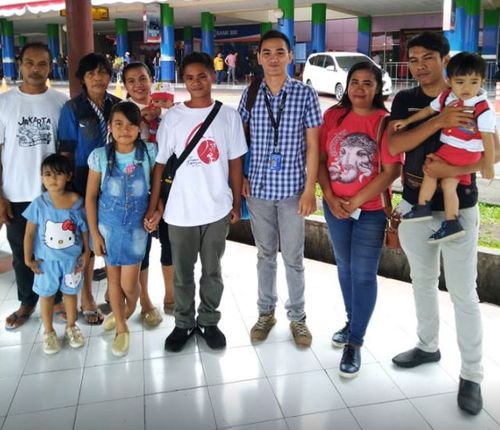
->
xmin=86 ymin=102 xmax=159 ymax=357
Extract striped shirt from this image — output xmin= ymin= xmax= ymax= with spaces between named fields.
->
xmin=238 ymin=76 xmax=322 ymax=200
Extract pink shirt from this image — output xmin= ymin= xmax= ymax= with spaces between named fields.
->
xmin=224 ymin=54 xmax=236 ymax=68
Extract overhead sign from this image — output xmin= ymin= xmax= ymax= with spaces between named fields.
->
xmin=144 ymin=4 xmax=161 ymax=43
xmin=60 ymin=6 xmax=109 ymax=21
xmin=443 ymin=0 xmax=456 ymax=31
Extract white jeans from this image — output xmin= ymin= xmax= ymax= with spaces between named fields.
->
xmin=399 ymin=200 xmax=483 ymax=383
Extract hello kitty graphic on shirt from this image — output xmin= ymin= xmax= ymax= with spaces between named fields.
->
xmin=44 ymin=219 xmax=77 ymax=250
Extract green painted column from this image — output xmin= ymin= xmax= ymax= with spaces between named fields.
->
xmin=357 ymin=16 xmax=371 ymax=56
xmin=201 ymin=12 xmax=215 ymax=57
xmin=464 ymin=0 xmax=480 ymax=52
xmin=483 ymin=9 xmax=499 ymax=57
xmin=160 ymin=3 xmax=175 ymax=81
xmin=18 ymin=35 xmax=27 ymax=48
xmin=115 ymin=18 xmax=128 ymax=58
xmin=184 ymin=26 xmax=193 ymax=55
xmin=311 ymin=3 xmax=326 ymax=52
xmin=261 ymin=22 xmax=272 ymax=36
xmin=47 ymin=23 xmax=59 ymax=74
xmin=2 ymin=20 xmax=15 ymax=78
xmin=278 ymin=0 xmax=294 ymax=75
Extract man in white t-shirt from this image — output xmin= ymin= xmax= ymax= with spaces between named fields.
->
xmin=0 ymin=43 xmax=69 ymax=329
xmin=146 ymin=52 xmax=247 ymax=352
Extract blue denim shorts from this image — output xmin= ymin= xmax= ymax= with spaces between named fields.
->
xmin=33 ymin=259 xmax=83 ymax=297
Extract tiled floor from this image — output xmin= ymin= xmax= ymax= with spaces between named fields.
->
xmin=1 ymin=234 xmax=500 ymax=430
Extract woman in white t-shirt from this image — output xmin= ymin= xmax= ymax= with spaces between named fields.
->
xmin=122 ymin=62 xmax=175 ymax=317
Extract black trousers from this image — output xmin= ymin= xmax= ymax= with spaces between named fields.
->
xmin=6 ymin=201 xmax=61 ymax=307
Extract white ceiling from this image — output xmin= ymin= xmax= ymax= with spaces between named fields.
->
xmin=0 ymin=0 xmax=485 ymax=37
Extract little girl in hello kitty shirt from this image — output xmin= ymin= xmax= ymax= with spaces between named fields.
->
xmin=23 ymin=154 xmax=90 ymax=355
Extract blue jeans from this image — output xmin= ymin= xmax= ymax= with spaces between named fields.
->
xmin=216 ymin=70 xmax=223 ymax=84
xmin=323 ymin=201 xmax=386 ymax=346
xmin=247 ymin=195 xmax=306 ymax=321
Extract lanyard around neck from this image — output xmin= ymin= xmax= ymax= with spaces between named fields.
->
xmin=263 ymin=89 xmax=287 ymax=148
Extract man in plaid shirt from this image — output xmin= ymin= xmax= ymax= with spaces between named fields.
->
xmin=238 ymin=30 xmax=322 ymax=347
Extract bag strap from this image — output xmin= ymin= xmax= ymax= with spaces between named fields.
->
xmin=175 ymin=100 xmax=222 ymax=170
xmin=376 ymin=115 xmax=392 ymax=215
xmin=244 ymin=77 xmax=263 ymax=145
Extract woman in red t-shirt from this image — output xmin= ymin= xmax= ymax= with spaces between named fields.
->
xmin=318 ymin=62 xmax=402 ymax=378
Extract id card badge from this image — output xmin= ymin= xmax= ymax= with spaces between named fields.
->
xmin=269 ymin=152 xmax=282 ymax=172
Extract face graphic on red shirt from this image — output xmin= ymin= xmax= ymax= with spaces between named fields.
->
xmin=328 ymin=133 xmax=376 ymax=184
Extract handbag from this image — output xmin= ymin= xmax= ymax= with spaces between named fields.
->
xmin=376 ymin=115 xmax=403 ymax=251
xmin=160 ymin=100 xmax=222 ymax=202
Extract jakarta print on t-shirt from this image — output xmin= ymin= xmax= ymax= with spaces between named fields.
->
xmin=16 ymin=116 xmax=53 ymax=147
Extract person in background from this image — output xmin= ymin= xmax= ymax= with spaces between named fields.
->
xmin=238 ymin=30 xmax=321 ymax=348
xmin=146 ymin=52 xmax=247 ymax=352
xmin=23 ymin=154 xmax=89 ymax=354
xmin=318 ymin=61 xmax=401 ymax=378
xmin=86 ymin=102 xmax=158 ymax=357
xmin=123 ymin=61 xmax=175 ymax=317
xmin=387 ymin=31 xmax=500 ymax=416
xmin=1 ymin=42 xmax=68 ymax=330
xmin=58 ymin=53 xmax=121 ymax=325
xmin=214 ymin=52 xmax=225 ymax=85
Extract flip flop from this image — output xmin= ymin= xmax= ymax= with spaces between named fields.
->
xmin=54 ymin=310 xmax=68 ymax=324
xmin=5 ymin=306 xmax=36 ymax=331
xmin=97 ymin=300 xmax=112 ymax=315
xmin=80 ymin=308 xmax=104 ymax=325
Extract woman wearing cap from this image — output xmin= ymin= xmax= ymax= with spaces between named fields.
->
xmin=122 ymin=61 xmax=175 ymax=321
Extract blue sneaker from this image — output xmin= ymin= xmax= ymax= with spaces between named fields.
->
xmin=428 ymin=219 xmax=465 ymax=244
xmin=331 ymin=322 xmax=350 ymax=348
xmin=402 ymin=203 xmax=433 ymax=222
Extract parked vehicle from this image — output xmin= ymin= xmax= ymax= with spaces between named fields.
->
xmin=302 ymin=52 xmax=392 ymax=100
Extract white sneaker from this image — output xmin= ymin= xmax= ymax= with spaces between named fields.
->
xmin=43 ymin=331 xmax=61 ymax=354
xmin=64 ymin=325 xmax=85 ymax=349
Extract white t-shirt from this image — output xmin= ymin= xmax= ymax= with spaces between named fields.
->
xmin=156 ymin=102 xmax=247 ymax=227
xmin=0 ymin=87 xmax=69 ymax=202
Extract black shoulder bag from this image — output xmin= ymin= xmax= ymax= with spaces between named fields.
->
xmin=160 ymin=100 xmax=222 ymax=202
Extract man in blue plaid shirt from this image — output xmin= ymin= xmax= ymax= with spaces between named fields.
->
xmin=238 ymin=30 xmax=322 ymax=347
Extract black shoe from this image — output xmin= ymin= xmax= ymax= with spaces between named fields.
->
xmin=392 ymin=347 xmax=441 ymax=368
xmin=164 ymin=326 xmax=195 ymax=352
xmin=197 ymin=324 xmax=226 ymax=349
xmin=331 ymin=322 xmax=350 ymax=348
xmin=339 ymin=344 xmax=361 ymax=378
xmin=92 ymin=267 xmax=107 ymax=281
xmin=458 ymin=377 xmax=482 ymax=415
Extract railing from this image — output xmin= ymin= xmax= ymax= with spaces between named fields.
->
xmin=381 ymin=60 xmax=498 ymax=97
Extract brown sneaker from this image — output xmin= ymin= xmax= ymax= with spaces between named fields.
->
xmin=290 ymin=319 xmax=312 ymax=347
xmin=250 ymin=311 xmax=276 ymax=342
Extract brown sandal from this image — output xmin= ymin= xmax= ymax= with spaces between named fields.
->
xmin=5 ymin=305 xmax=36 ymax=330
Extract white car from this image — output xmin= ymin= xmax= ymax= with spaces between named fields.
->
xmin=302 ymin=52 xmax=392 ymax=100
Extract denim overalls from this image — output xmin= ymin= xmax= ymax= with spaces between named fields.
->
xmin=97 ymin=144 xmax=149 ymax=266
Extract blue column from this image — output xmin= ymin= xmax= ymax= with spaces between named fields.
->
xmin=357 ymin=16 xmax=371 ymax=56
xmin=201 ymin=12 xmax=214 ymax=57
xmin=483 ymin=9 xmax=499 ymax=58
xmin=2 ymin=20 xmax=15 ymax=79
xmin=311 ymin=4 xmax=326 ymax=53
xmin=160 ymin=4 xmax=175 ymax=82
xmin=116 ymin=18 xmax=128 ymax=58
xmin=184 ymin=26 xmax=193 ymax=56
xmin=277 ymin=0 xmax=294 ymax=76
xmin=464 ymin=0 xmax=480 ymax=53
xmin=444 ymin=0 xmax=465 ymax=53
